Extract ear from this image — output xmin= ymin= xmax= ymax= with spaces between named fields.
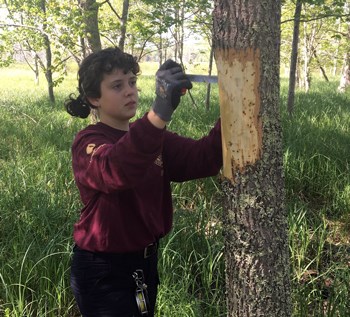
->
xmin=87 ymin=97 xmax=100 ymax=108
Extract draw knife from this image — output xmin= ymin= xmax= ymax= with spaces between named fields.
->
xmin=186 ymin=74 xmax=218 ymax=84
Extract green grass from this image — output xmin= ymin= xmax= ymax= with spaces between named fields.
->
xmin=0 ymin=66 xmax=350 ymax=316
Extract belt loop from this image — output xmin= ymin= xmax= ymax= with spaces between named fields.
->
xmin=144 ymin=242 xmax=158 ymax=259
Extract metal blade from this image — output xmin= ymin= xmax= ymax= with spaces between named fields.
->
xmin=186 ymin=74 xmax=218 ymax=84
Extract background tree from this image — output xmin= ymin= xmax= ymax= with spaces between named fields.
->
xmin=187 ymin=0 xmax=215 ymax=109
xmin=118 ymin=0 xmax=130 ymax=51
xmin=213 ymin=0 xmax=292 ymax=316
xmin=282 ymin=0 xmax=349 ymax=114
xmin=39 ymin=0 xmax=54 ymax=102
xmin=78 ymin=0 xmax=101 ymax=53
xmin=0 ymin=0 xmax=93 ymax=102
xmin=1 ymin=0 xmax=60 ymax=102
xmin=287 ymin=0 xmax=302 ymax=115
xmin=337 ymin=44 xmax=350 ymax=92
xmin=98 ymin=0 xmax=131 ymax=52
xmin=337 ymin=1 xmax=350 ymax=92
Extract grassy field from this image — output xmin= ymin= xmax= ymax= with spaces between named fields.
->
xmin=0 ymin=65 xmax=349 ymax=316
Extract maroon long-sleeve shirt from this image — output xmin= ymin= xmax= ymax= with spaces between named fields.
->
xmin=71 ymin=113 xmax=222 ymax=253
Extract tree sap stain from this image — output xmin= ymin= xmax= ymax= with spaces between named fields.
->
xmin=215 ymin=47 xmax=262 ymax=183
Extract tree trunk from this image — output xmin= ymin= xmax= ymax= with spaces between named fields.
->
xmin=338 ymin=23 xmax=350 ymax=92
xmin=338 ymin=52 xmax=350 ymax=93
xmin=212 ymin=1 xmax=291 ymax=316
xmin=179 ymin=5 xmax=185 ymax=62
xmin=118 ymin=0 xmax=130 ymax=51
xmin=301 ymin=17 xmax=320 ymax=92
xmin=174 ymin=5 xmax=185 ymax=62
xmin=44 ymin=36 xmax=55 ymax=104
xmin=80 ymin=35 xmax=87 ymax=60
xmin=40 ymin=0 xmax=55 ymax=103
xmin=312 ymin=48 xmax=329 ymax=82
xmin=174 ymin=8 xmax=179 ymax=61
xmin=332 ymin=22 xmax=342 ymax=76
xmin=287 ymin=0 xmax=302 ymax=116
xmin=79 ymin=0 xmax=101 ymax=53
xmin=302 ymin=21 xmax=311 ymax=92
xmin=34 ymin=53 xmax=39 ymax=85
xmin=158 ymin=34 xmax=163 ymax=66
xmin=205 ymin=43 xmax=214 ymax=110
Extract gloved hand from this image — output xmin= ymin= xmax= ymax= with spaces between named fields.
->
xmin=152 ymin=59 xmax=192 ymax=121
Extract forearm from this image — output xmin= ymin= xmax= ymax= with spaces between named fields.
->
xmin=164 ymin=120 xmax=223 ymax=181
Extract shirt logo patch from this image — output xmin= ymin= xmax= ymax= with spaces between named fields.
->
xmin=86 ymin=144 xmax=96 ymax=155
xmin=154 ymin=154 xmax=163 ymax=168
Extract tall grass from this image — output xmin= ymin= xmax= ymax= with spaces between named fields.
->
xmin=0 ymin=67 xmax=349 ymax=316
xmin=282 ymin=79 xmax=350 ymax=316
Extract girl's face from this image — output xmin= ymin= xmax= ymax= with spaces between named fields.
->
xmin=89 ymin=68 xmax=139 ymax=130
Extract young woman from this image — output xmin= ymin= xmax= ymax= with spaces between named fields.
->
xmin=65 ymin=47 xmax=222 ymax=317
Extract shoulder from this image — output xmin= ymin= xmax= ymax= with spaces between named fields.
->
xmin=72 ymin=123 xmax=118 ymax=154
xmin=73 ymin=124 xmax=104 ymax=143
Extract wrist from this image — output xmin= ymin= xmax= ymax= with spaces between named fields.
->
xmin=147 ymin=110 xmax=167 ymax=129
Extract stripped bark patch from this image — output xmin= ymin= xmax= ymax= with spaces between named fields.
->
xmin=215 ymin=48 xmax=262 ymax=182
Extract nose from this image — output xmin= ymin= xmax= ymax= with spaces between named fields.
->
xmin=125 ymin=84 xmax=136 ymax=96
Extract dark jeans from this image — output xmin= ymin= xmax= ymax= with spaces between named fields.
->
xmin=70 ymin=245 xmax=159 ymax=317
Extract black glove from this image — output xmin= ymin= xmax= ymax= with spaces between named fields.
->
xmin=152 ymin=59 xmax=192 ymax=121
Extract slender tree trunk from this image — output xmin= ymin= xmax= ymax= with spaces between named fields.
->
xmin=173 ymin=5 xmax=185 ymax=62
xmin=296 ymin=55 xmax=302 ymax=88
xmin=338 ymin=22 xmax=350 ymax=92
xmin=40 ymin=0 xmax=55 ymax=103
xmin=205 ymin=43 xmax=214 ymax=110
xmin=118 ymin=0 xmax=130 ymax=51
xmin=44 ymin=35 xmax=55 ymax=103
xmin=312 ymin=48 xmax=329 ymax=82
xmin=79 ymin=0 xmax=101 ymax=53
xmin=158 ymin=34 xmax=163 ymax=66
xmin=80 ymin=36 xmax=87 ymax=60
xmin=303 ymin=21 xmax=311 ymax=92
xmin=333 ymin=22 xmax=342 ymax=76
xmin=338 ymin=52 xmax=350 ymax=92
xmin=213 ymin=1 xmax=291 ymax=316
xmin=302 ymin=18 xmax=319 ymax=92
xmin=34 ymin=54 xmax=39 ymax=85
xmin=180 ymin=4 xmax=185 ymax=61
xmin=174 ymin=8 xmax=179 ymax=61
xmin=287 ymin=0 xmax=302 ymax=116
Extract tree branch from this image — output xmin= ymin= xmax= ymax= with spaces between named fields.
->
xmin=103 ymin=0 xmax=122 ymax=21
xmin=0 ymin=23 xmax=48 ymax=36
xmin=325 ymin=28 xmax=348 ymax=37
xmin=282 ymin=13 xmax=350 ymax=24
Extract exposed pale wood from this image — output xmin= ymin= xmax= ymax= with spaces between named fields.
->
xmin=215 ymin=48 xmax=262 ymax=182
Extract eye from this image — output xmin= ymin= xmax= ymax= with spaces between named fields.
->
xmin=113 ymin=83 xmax=122 ymax=90
xmin=130 ymin=78 xmax=137 ymax=87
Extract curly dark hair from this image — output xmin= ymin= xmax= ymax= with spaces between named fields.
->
xmin=65 ymin=47 xmax=140 ymax=118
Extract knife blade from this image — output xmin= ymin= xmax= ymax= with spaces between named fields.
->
xmin=186 ymin=74 xmax=218 ymax=84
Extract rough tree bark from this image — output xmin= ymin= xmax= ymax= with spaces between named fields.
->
xmin=212 ymin=1 xmax=292 ymax=316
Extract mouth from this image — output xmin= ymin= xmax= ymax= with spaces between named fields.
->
xmin=125 ymin=100 xmax=137 ymax=108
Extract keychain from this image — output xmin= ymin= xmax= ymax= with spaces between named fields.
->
xmin=132 ymin=269 xmax=150 ymax=316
